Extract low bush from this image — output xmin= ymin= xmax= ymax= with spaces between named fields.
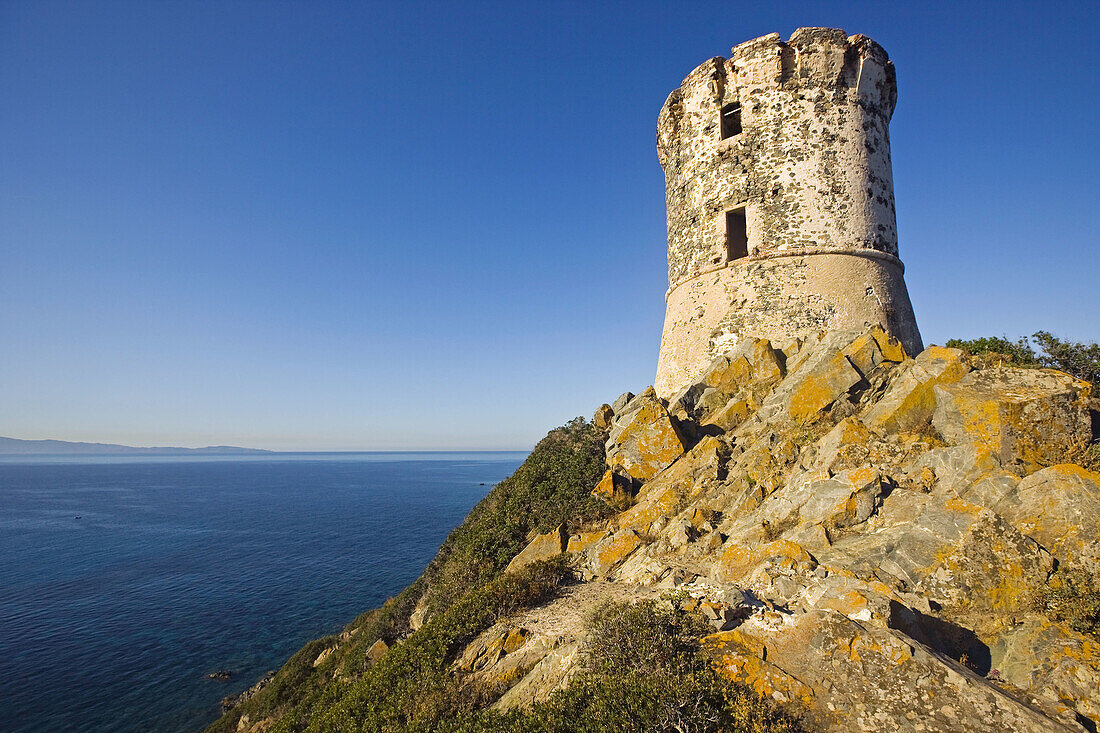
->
xmin=1035 ymin=566 xmax=1100 ymax=639
xmin=421 ymin=417 xmax=611 ymax=616
xmin=946 ymin=332 xmax=1099 ymax=384
xmin=449 ymin=600 xmax=806 ymax=733
xmin=207 ymin=418 xmax=610 ymax=733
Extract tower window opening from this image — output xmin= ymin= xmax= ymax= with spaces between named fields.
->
xmin=720 ymin=103 xmax=742 ymax=139
xmin=726 ymin=208 xmax=748 ymax=261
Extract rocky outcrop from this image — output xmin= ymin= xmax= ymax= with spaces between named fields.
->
xmin=458 ymin=327 xmax=1099 ymax=732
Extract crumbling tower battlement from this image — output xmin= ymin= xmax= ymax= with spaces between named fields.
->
xmin=654 ymin=28 xmax=922 ymax=397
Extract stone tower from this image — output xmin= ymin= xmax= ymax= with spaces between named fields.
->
xmin=653 ymin=28 xmax=922 ymax=398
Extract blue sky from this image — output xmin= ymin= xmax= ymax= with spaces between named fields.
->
xmin=1 ymin=1 xmax=1097 ymax=450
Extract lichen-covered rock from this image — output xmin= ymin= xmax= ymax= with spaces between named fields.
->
xmin=587 ymin=529 xmax=644 ymax=577
xmin=760 ymin=330 xmax=867 ymax=425
xmin=505 ymin=524 xmax=567 ymax=574
xmin=988 ymin=618 xmax=1100 ymax=725
xmin=932 ymin=368 xmax=1092 ymax=472
xmin=592 ymin=403 xmax=613 ymax=430
xmin=605 ymin=388 xmax=688 ymax=482
xmin=915 ymin=509 xmax=1053 ymax=614
xmin=862 ymin=345 xmax=970 ymax=433
xmin=591 ymin=469 xmax=632 ymax=508
xmin=615 ymin=435 xmax=728 ymax=530
xmin=992 ymin=464 xmax=1100 ymax=563
xmin=706 ymin=611 xmax=1076 ymax=732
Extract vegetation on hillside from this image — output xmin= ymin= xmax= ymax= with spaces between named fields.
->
xmin=207 ymin=418 xmax=610 ymax=732
xmin=946 ymin=331 xmax=1100 ymax=385
xmin=1035 ymin=566 xmax=1100 ymax=640
xmin=453 ymin=600 xmax=805 ymax=733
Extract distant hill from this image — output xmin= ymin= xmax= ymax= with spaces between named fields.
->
xmin=0 ymin=436 xmax=272 ymax=455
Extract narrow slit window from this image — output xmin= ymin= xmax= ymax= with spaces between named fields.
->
xmin=726 ymin=208 xmax=748 ymax=261
xmin=720 ymin=103 xmax=742 ymax=139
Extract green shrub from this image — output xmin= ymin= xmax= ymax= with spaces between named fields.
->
xmin=946 ymin=332 xmax=1099 ymax=384
xmin=421 ymin=417 xmax=611 ymax=616
xmin=272 ymin=557 xmax=573 ymax=733
xmin=1035 ymin=566 xmax=1100 ymax=638
xmin=207 ymin=418 xmax=610 ymax=733
xmin=446 ymin=600 xmax=806 ymax=733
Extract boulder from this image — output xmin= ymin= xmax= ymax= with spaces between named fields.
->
xmin=993 ymin=464 xmax=1100 ymax=562
xmin=591 ymin=469 xmax=633 ymax=508
xmin=587 ymin=529 xmax=644 ymax=576
xmin=606 ymin=388 xmax=688 ymax=482
xmin=862 ymin=346 xmax=970 ymax=433
xmin=705 ymin=611 xmax=1077 ymax=732
xmin=592 ymin=403 xmax=614 ymax=430
xmin=611 ymin=391 xmax=635 ymax=415
xmin=760 ymin=330 xmax=867 ymax=425
xmin=932 ymin=368 xmax=1092 ymax=472
xmin=505 ymin=524 xmax=568 ymax=574
xmin=988 ymin=617 xmax=1100 ymax=725
xmin=366 ymin=638 xmax=389 ymax=664
xmin=915 ymin=509 xmax=1053 ymax=614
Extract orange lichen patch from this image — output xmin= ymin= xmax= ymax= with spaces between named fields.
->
xmin=701 ymin=394 xmax=757 ymax=433
xmin=718 ymin=539 xmax=816 ymax=582
xmin=590 ymin=529 xmax=643 ymax=576
xmin=814 ymin=590 xmax=875 ymax=620
xmin=787 ymin=352 xmax=863 ymax=424
xmin=502 ymin=628 xmax=530 ymax=654
xmin=566 ymin=530 xmax=605 ymax=555
xmin=1000 ymin=464 xmax=1100 ymax=561
xmin=862 ymin=346 xmax=969 ymax=433
xmin=704 ymin=628 xmax=817 ymax=707
xmin=505 ymin=524 xmax=567 ymax=574
xmin=842 ymin=330 xmax=899 ymax=376
xmin=933 ymin=368 xmax=1092 ymax=472
xmin=707 ymin=338 xmax=785 ymax=394
xmin=607 ymin=401 xmax=687 ymax=481
xmin=616 ymin=436 xmax=722 ymax=530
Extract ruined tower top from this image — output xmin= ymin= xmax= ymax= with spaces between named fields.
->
xmin=653 ymin=28 xmax=922 ymax=397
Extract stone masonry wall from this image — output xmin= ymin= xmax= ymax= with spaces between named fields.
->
xmin=654 ymin=28 xmax=922 ymax=397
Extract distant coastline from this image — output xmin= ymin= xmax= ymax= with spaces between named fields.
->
xmin=0 ymin=436 xmax=272 ymax=455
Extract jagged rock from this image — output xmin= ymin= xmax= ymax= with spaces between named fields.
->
xmin=759 ymin=330 xmax=868 ymax=425
xmin=932 ymin=368 xmax=1092 ymax=472
xmin=862 ymin=345 xmax=971 ymax=433
xmin=699 ymin=393 xmax=757 ymax=433
xmin=706 ymin=611 xmax=1078 ymax=732
xmin=605 ymin=388 xmax=688 ymax=482
xmin=992 ymin=464 xmax=1100 ymax=563
xmin=611 ymin=391 xmax=635 ymax=415
xmin=717 ymin=539 xmax=817 ymax=584
xmin=591 ymin=469 xmax=632 ymax=508
xmin=312 ymin=646 xmax=335 ymax=668
xmin=666 ymin=518 xmax=697 ymax=549
xmin=616 ymin=435 xmax=728 ymax=530
xmin=840 ymin=327 xmax=908 ymax=376
xmin=566 ymin=530 xmax=604 ymax=555
xmin=668 ymin=338 xmax=785 ymax=424
xmin=505 ymin=524 xmax=567 ymax=574
xmin=408 ymin=592 xmax=429 ymax=631
xmin=916 ymin=509 xmax=1054 ymax=614
xmin=988 ymin=618 xmax=1100 ymax=724
xmin=592 ymin=403 xmax=613 ymax=430
xmin=587 ymin=529 xmax=644 ymax=576
xmin=366 ymin=638 xmax=388 ymax=664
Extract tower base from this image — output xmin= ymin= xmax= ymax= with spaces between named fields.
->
xmin=654 ymin=251 xmax=922 ymax=398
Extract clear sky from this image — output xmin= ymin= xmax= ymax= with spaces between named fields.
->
xmin=1 ymin=1 xmax=1097 ymax=450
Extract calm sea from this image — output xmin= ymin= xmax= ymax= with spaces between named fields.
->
xmin=0 ymin=452 xmax=526 ymax=733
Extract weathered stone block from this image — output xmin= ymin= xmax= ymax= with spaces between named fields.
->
xmin=862 ymin=345 xmax=970 ymax=433
xmin=932 ymin=368 xmax=1092 ymax=472
xmin=505 ymin=524 xmax=567 ymax=574
xmin=606 ymin=389 xmax=688 ymax=482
